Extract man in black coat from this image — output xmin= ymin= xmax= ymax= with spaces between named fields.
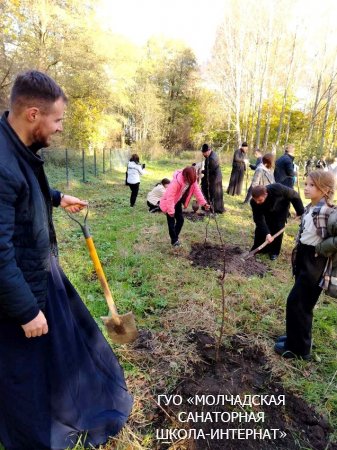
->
xmin=274 ymin=144 xmax=296 ymax=188
xmin=201 ymin=143 xmax=225 ymax=213
xmin=250 ymin=183 xmax=304 ymax=260
xmin=0 ymin=73 xmax=86 ymax=328
xmin=227 ymin=141 xmax=249 ymax=195
xmin=243 ymin=148 xmax=263 ymax=203
xmin=0 ymin=71 xmax=132 ymax=449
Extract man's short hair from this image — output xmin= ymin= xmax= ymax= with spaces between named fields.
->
xmin=252 ymin=185 xmax=267 ymax=198
xmin=285 ymin=144 xmax=295 ymax=154
xmin=10 ymin=70 xmax=67 ymax=113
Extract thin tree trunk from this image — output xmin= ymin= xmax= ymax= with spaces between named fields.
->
xmin=285 ymin=110 xmax=292 ymax=144
xmin=320 ymin=57 xmax=337 ymax=154
xmin=276 ymin=32 xmax=297 ymax=146
xmin=246 ymin=32 xmax=260 ymax=146
xmin=307 ymin=72 xmax=322 ymax=142
xmin=320 ymin=82 xmax=333 ymax=154
xmin=262 ymin=110 xmax=271 ymax=151
xmin=227 ymin=114 xmax=231 ymax=152
xmin=255 ymin=16 xmax=271 ymax=149
xmin=328 ymin=104 xmax=337 ymax=154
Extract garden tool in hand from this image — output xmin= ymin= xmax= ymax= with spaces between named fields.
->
xmin=240 ymin=227 xmax=285 ymax=261
xmin=66 ymin=206 xmax=138 ymax=344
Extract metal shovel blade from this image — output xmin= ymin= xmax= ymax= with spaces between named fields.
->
xmin=101 ymin=312 xmax=138 ymax=344
xmin=66 ymin=206 xmax=138 ymax=345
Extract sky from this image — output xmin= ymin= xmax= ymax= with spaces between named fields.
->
xmin=95 ymin=0 xmax=227 ymax=63
xmin=95 ymin=0 xmax=337 ymax=65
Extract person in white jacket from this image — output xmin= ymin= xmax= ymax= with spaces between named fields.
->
xmin=127 ymin=153 xmax=145 ymax=206
xmin=147 ymin=178 xmax=170 ymax=212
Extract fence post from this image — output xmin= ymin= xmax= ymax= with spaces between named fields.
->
xmin=109 ymin=148 xmax=112 ymax=171
xmin=94 ymin=147 xmax=97 ymax=177
xmin=103 ymin=147 xmax=106 ymax=174
xmin=82 ymin=148 xmax=86 ymax=182
xmin=65 ymin=148 xmax=70 ymax=188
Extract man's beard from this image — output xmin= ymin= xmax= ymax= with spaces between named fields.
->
xmin=31 ymin=128 xmax=51 ymax=152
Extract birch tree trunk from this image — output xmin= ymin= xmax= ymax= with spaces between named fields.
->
xmin=307 ymin=72 xmax=322 ymax=142
xmin=320 ymin=74 xmax=335 ymax=154
xmin=275 ymin=32 xmax=297 ymax=146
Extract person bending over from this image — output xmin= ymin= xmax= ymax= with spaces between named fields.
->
xmin=250 ymin=183 xmax=304 ymax=260
xmin=160 ymin=166 xmax=210 ymax=246
xmin=147 ymin=178 xmax=170 ymax=212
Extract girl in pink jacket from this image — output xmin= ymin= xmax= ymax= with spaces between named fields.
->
xmin=160 ymin=166 xmax=209 ymax=246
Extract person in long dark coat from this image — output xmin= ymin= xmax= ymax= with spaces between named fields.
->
xmin=200 ymin=143 xmax=225 ymax=213
xmin=304 ymin=156 xmax=315 ymax=176
xmin=227 ymin=142 xmax=249 ymax=195
xmin=274 ymin=144 xmax=296 ymax=188
xmin=242 ymin=148 xmax=263 ymax=203
xmin=0 ymin=71 xmax=132 ymax=450
xmin=250 ymin=183 xmax=304 ymax=260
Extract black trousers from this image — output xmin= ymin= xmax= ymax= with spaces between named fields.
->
xmin=129 ymin=183 xmax=140 ymax=206
xmin=285 ymin=243 xmax=327 ymax=356
xmin=166 ymin=201 xmax=184 ymax=244
xmin=147 ymin=200 xmax=160 ymax=212
xmin=252 ymin=213 xmax=287 ymax=256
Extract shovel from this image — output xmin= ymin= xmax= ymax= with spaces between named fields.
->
xmin=241 ymin=227 xmax=285 ymax=260
xmin=66 ymin=206 xmax=138 ymax=344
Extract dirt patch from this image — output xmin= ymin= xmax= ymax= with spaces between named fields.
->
xmin=132 ymin=329 xmax=155 ymax=351
xmin=155 ymin=332 xmax=333 ymax=450
xmin=183 ymin=211 xmax=206 ymax=222
xmin=89 ymin=198 xmax=115 ymax=208
xmin=189 ymin=242 xmax=268 ymax=277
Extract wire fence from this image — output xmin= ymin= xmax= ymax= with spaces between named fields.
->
xmin=41 ymin=147 xmax=131 ymax=187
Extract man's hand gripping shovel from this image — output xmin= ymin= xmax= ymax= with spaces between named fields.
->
xmin=241 ymin=227 xmax=285 ymax=261
xmin=66 ymin=206 xmax=138 ymax=344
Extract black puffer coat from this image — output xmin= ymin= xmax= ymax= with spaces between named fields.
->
xmin=0 ymin=112 xmax=61 ymax=324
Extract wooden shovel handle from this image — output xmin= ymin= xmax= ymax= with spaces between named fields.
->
xmin=85 ymin=236 xmax=120 ymax=323
xmin=245 ymin=227 xmax=285 ymax=259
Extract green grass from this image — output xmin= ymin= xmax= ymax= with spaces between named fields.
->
xmin=2 ymin=153 xmax=336 ymax=449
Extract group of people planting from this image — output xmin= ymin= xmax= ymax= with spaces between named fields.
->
xmin=0 ymin=69 xmax=336 ymax=450
xmin=126 ymin=143 xmax=225 ymax=246
xmin=126 ymin=140 xmax=337 ymax=365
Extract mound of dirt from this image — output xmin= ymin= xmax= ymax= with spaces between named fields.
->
xmin=189 ymin=242 xmax=268 ymax=277
xmin=132 ymin=329 xmax=155 ymax=351
xmin=156 ymin=332 xmax=333 ymax=450
xmin=183 ymin=211 xmax=206 ymax=222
